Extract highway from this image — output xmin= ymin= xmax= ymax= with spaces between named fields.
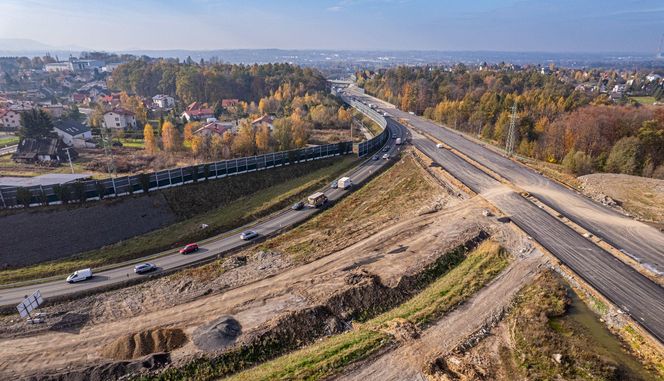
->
xmin=0 ymin=121 xmax=409 ymax=308
xmin=355 ymin=90 xmax=664 ymax=276
xmin=345 ymin=88 xmax=664 ymax=344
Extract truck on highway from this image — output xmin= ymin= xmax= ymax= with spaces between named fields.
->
xmin=337 ymin=177 xmax=352 ymax=189
xmin=395 ymin=137 xmax=402 ymax=145
xmin=307 ymin=192 xmax=328 ymax=208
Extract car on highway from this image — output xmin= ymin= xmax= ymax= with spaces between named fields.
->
xmin=382 ymin=153 xmax=390 ymax=160
xmin=66 ymin=268 xmax=93 ymax=283
xmin=382 ymin=147 xmax=389 ymax=152
xmin=408 ymin=111 xmax=415 ymax=115
xmin=372 ymin=155 xmax=379 ymax=161
xmin=291 ymin=201 xmax=304 ymax=210
xmin=179 ymin=243 xmax=199 ymax=254
xmin=240 ymin=230 xmax=258 ymax=240
xmin=134 ymin=263 xmax=157 ymax=274
xmin=436 ymin=143 xmax=444 ymax=148
xmin=331 ymin=180 xmax=338 ymax=189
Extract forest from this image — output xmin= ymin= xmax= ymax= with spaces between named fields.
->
xmin=110 ymin=60 xmax=327 ymax=105
xmin=358 ymin=66 xmax=664 ymax=178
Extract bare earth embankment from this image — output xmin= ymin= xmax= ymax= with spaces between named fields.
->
xmin=0 ymin=152 xmax=504 ymax=380
xmin=578 ymin=173 xmax=664 ymax=227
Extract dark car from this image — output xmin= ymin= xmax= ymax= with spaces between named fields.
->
xmin=134 ymin=263 xmax=157 ymax=274
xmin=372 ymin=155 xmax=379 ymax=161
xmin=179 ymin=243 xmax=199 ymax=254
xmin=292 ymin=201 xmax=305 ymax=210
xmin=382 ymin=147 xmax=389 ymax=152
xmin=112 ymin=141 xmax=124 ymax=147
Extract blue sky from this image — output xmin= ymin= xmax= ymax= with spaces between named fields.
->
xmin=0 ymin=0 xmax=663 ymax=52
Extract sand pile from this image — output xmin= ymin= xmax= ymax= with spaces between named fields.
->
xmin=100 ymin=328 xmax=187 ymax=360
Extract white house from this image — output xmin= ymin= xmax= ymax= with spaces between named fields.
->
xmin=53 ymin=120 xmax=93 ymax=148
xmin=0 ymin=109 xmax=21 ymax=129
xmin=102 ymin=108 xmax=136 ymax=130
xmin=152 ymin=94 xmax=175 ymax=109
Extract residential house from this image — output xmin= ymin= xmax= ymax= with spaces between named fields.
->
xmin=194 ymin=121 xmax=237 ymax=137
xmin=181 ymin=102 xmax=214 ymax=122
xmin=221 ymin=99 xmax=240 ymax=108
xmin=251 ymin=114 xmax=275 ymax=131
xmin=0 ymin=109 xmax=21 ymax=129
xmin=40 ymin=103 xmax=64 ymax=119
xmin=12 ymin=137 xmax=76 ymax=164
xmin=152 ymin=94 xmax=175 ymax=109
xmin=53 ymin=120 xmax=93 ymax=148
xmin=102 ymin=108 xmax=137 ymax=130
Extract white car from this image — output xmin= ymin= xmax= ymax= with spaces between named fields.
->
xmin=240 ymin=230 xmax=258 ymax=240
xmin=408 ymin=111 xmax=415 ymax=115
xmin=436 ymin=143 xmax=444 ymax=148
xmin=134 ymin=263 xmax=157 ymax=274
xmin=382 ymin=153 xmax=390 ymax=160
xmin=66 ymin=268 xmax=93 ymax=283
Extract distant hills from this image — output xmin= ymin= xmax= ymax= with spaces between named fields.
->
xmin=0 ymin=39 xmax=662 ymax=69
xmin=0 ymin=38 xmax=86 ymax=55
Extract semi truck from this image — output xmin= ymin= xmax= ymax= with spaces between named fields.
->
xmin=307 ymin=192 xmax=328 ymax=208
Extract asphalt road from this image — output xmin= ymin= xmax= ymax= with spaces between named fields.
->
xmin=359 ymin=91 xmax=664 ymax=276
xmin=0 ymin=122 xmax=409 ymax=308
xmin=346 ymin=89 xmax=664 ymax=343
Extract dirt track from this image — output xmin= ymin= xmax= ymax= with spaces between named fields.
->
xmin=339 ymin=228 xmax=546 ymax=381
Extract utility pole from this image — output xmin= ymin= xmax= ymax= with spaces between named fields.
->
xmin=63 ymin=148 xmax=74 ymax=174
xmin=505 ymin=102 xmax=518 ymax=157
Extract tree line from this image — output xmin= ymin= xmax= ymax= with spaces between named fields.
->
xmin=359 ymin=66 xmax=664 ymax=178
xmin=110 ymin=60 xmax=327 ymax=105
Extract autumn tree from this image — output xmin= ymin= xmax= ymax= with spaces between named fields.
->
xmin=183 ymin=121 xmax=200 ymax=145
xmin=143 ymin=123 xmax=157 ymax=154
xmin=161 ymin=121 xmax=181 ymax=152
xmin=232 ymin=121 xmax=256 ymax=156
xmin=273 ymin=117 xmax=293 ymax=151
xmin=255 ymin=124 xmax=272 ymax=153
xmin=191 ymin=134 xmax=209 ymax=158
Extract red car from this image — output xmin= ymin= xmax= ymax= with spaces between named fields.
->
xmin=179 ymin=243 xmax=199 ymax=254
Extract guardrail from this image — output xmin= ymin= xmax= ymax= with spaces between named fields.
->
xmin=0 ymin=141 xmax=353 ymax=208
xmin=340 ymin=94 xmax=389 ymax=157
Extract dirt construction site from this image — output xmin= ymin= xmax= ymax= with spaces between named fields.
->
xmin=0 ymin=148 xmax=661 ymax=381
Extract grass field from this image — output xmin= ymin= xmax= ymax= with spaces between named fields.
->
xmin=146 ymin=240 xmax=508 ymax=381
xmin=630 ymin=96 xmax=658 ymax=105
xmin=119 ymin=138 xmax=145 ymax=149
xmin=0 ymin=136 xmax=19 ymax=147
xmin=0 ymin=156 xmax=359 ymax=285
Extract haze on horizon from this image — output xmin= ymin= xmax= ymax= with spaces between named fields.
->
xmin=0 ymin=0 xmax=663 ymax=54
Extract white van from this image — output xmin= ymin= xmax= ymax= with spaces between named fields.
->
xmin=337 ymin=177 xmax=352 ymax=189
xmin=66 ymin=268 xmax=93 ymax=283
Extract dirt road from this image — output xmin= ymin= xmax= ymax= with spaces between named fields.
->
xmin=339 ymin=242 xmax=546 ymax=381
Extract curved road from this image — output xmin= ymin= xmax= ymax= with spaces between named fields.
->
xmin=345 ymin=88 xmax=664 ymax=344
xmin=0 ymin=122 xmax=409 ymax=308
